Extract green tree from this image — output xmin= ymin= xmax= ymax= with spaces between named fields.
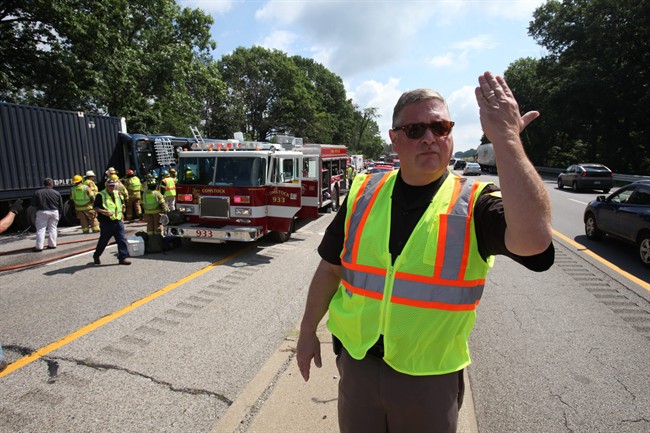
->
xmin=527 ymin=0 xmax=650 ymax=173
xmin=1 ymin=0 xmax=222 ymax=135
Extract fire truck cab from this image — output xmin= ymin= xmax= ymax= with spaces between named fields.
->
xmin=164 ymin=140 xmax=347 ymax=243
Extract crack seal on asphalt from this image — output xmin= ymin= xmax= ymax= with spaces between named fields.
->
xmin=3 ymin=345 xmax=233 ymax=405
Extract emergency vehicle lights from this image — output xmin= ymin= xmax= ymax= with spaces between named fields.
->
xmin=233 ymin=195 xmax=250 ymax=204
xmin=178 ymin=194 xmax=192 ymax=201
xmin=234 ymin=208 xmax=252 ymax=216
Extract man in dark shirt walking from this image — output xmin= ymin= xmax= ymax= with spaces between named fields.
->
xmin=92 ymin=178 xmax=131 ymax=265
xmin=31 ymin=178 xmax=64 ymax=252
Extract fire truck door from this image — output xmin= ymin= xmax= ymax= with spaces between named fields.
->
xmin=300 ymin=156 xmax=320 ymax=211
xmin=268 ymin=155 xmax=302 ymax=233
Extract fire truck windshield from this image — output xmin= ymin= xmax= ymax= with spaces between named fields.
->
xmin=177 ymin=156 xmax=267 ymax=187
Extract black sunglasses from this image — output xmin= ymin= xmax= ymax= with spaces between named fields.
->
xmin=392 ymin=120 xmax=455 ymax=139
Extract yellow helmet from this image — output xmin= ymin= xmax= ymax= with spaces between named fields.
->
xmin=73 ymin=174 xmax=83 ymax=184
xmin=109 ymin=174 xmax=119 ymax=181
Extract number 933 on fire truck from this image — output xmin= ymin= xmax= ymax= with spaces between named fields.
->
xmin=163 ymin=138 xmax=348 ymax=243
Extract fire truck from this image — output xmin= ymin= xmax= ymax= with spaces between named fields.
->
xmin=163 ymin=138 xmax=348 ymax=243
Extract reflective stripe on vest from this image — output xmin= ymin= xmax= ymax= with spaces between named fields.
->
xmin=341 ymin=173 xmax=484 ymax=311
xmin=71 ymin=184 xmax=93 ymax=211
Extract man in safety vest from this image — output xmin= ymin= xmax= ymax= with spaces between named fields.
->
xmin=142 ymin=177 xmax=169 ymax=235
xmin=71 ymin=174 xmax=99 ymax=233
xmin=92 ymin=178 xmax=130 ymax=265
xmin=84 ymin=170 xmax=99 ymax=195
xmin=122 ymin=169 xmax=142 ymax=222
xmin=296 ymin=71 xmax=554 ymax=433
xmin=158 ymin=169 xmax=176 ymax=211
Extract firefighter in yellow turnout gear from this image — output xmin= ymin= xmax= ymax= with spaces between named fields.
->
xmin=142 ymin=178 xmax=169 ymax=235
xmin=158 ymin=170 xmax=176 ymax=211
xmin=122 ymin=170 xmax=142 ymax=221
xmin=71 ymin=174 xmax=99 ymax=233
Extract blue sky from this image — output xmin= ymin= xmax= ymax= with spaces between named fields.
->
xmin=180 ymin=0 xmax=548 ymax=152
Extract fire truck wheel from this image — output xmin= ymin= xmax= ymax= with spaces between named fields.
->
xmin=270 ymin=220 xmax=295 ymax=243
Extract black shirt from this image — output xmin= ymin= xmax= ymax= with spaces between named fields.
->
xmin=31 ymin=187 xmax=64 ymax=213
xmin=318 ymin=170 xmax=554 ymax=271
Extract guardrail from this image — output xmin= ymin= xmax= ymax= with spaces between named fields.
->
xmin=535 ymin=167 xmax=650 ymax=185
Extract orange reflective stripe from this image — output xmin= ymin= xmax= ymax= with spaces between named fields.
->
xmin=445 ymin=176 xmax=463 ymax=214
xmin=343 ymin=172 xmax=391 ymax=264
xmin=391 ymin=296 xmax=480 ymax=311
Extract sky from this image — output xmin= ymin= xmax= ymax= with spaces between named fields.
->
xmin=179 ymin=0 xmax=548 ymax=153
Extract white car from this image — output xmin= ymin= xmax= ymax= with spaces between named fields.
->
xmin=463 ymin=162 xmax=482 ymax=176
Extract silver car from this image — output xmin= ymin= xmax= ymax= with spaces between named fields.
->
xmin=463 ymin=162 xmax=482 ymax=176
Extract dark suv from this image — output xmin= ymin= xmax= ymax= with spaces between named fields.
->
xmin=557 ymin=163 xmax=613 ymax=193
xmin=584 ymin=180 xmax=650 ymax=268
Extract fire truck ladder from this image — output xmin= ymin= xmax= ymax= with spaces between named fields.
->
xmin=190 ymin=126 xmax=205 ymax=144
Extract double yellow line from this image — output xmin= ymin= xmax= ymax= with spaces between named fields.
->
xmin=1 ymin=247 xmax=252 ymax=378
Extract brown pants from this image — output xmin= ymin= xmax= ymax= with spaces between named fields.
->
xmin=143 ymin=212 xmax=162 ymax=234
xmin=76 ymin=209 xmax=99 ymax=233
xmin=336 ymin=348 xmax=464 ymax=433
xmin=126 ymin=197 xmax=142 ymax=220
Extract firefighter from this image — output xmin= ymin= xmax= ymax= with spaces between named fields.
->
xmin=84 ymin=170 xmax=99 ymax=195
xmin=71 ymin=174 xmax=99 ymax=233
xmin=122 ymin=169 xmax=142 ymax=222
xmin=109 ymin=174 xmax=128 ymax=203
xmin=158 ymin=169 xmax=176 ymax=211
xmin=169 ymin=168 xmax=177 ymax=179
xmin=142 ymin=177 xmax=169 ymax=235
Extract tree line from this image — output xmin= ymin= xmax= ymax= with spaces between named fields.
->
xmin=2 ymin=0 xmax=648 ymax=172
xmin=505 ymin=0 xmax=650 ymax=174
xmin=0 ymin=0 xmax=384 ymax=159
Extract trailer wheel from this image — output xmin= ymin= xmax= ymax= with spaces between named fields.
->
xmin=63 ymin=199 xmax=80 ymax=226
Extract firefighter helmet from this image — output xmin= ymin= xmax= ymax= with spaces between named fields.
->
xmin=109 ymin=174 xmax=119 ymax=181
xmin=85 ymin=170 xmax=95 ymax=177
xmin=127 ymin=169 xmax=135 ymax=176
xmin=73 ymin=174 xmax=83 ymax=184
xmin=161 ymin=170 xmax=170 ymax=177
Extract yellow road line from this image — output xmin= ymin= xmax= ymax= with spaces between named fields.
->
xmin=553 ymin=229 xmax=650 ymax=291
xmin=1 ymin=247 xmax=253 ymax=378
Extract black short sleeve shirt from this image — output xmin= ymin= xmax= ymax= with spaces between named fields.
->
xmin=318 ymin=171 xmax=554 ymax=271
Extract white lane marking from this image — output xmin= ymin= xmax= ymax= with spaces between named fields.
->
xmin=569 ymin=199 xmax=589 ymax=205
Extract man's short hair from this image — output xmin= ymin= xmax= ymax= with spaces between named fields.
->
xmin=392 ymin=88 xmax=448 ymax=128
xmin=43 ymin=178 xmax=54 ymax=187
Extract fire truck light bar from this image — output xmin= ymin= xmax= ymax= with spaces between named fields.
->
xmin=178 ymin=194 xmax=193 ymax=201
xmin=233 ymin=195 xmax=250 ymax=204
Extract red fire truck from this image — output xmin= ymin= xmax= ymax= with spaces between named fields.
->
xmin=163 ymin=139 xmax=348 ymax=243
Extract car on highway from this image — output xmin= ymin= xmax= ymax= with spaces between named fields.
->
xmin=463 ymin=162 xmax=482 ymax=176
xmin=557 ymin=163 xmax=613 ymax=193
xmin=453 ymin=160 xmax=467 ymax=170
xmin=583 ymin=180 xmax=650 ymax=268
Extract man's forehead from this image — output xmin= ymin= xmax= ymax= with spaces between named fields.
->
xmin=400 ymin=99 xmax=449 ymax=120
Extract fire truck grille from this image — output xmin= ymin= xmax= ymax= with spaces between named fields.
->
xmin=200 ymin=197 xmax=230 ymax=218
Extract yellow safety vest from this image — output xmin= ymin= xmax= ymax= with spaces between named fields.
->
xmin=142 ymin=190 xmax=164 ymax=214
xmin=327 ymin=170 xmax=494 ymax=376
xmin=162 ymin=177 xmax=176 ymax=197
xmin=98 ymin=189 xmax=123 ymax=221
xmin=126 ymin=176 xmax=141 ymax=196
xmin=71 ymin=184 xmax=93 ymax=211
